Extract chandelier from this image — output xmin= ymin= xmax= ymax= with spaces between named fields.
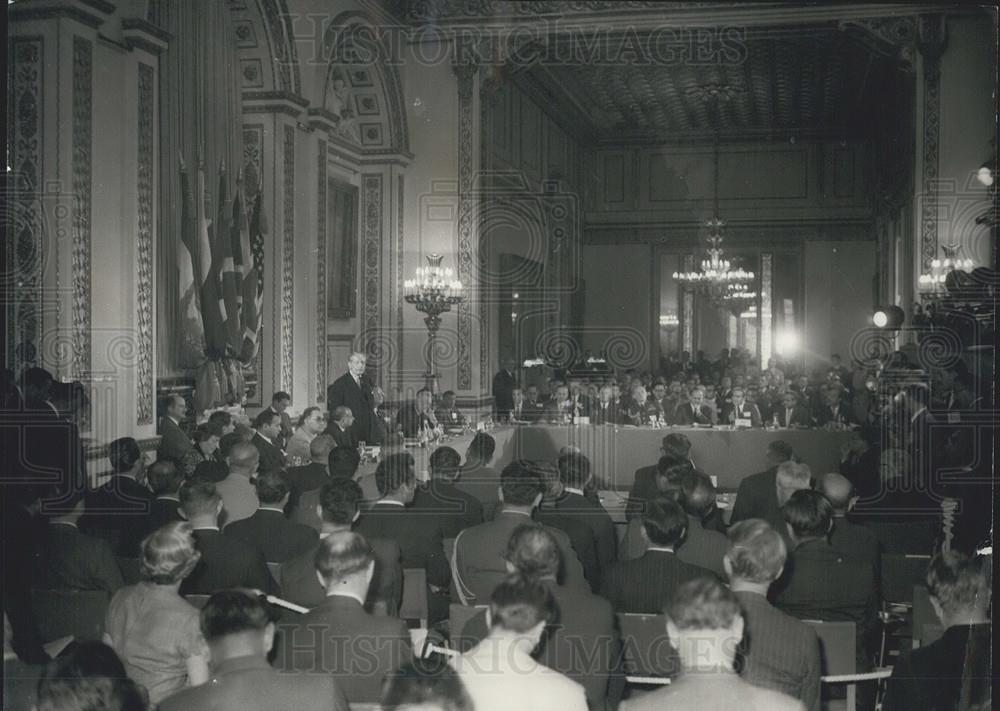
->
xmin=918 ymin=243 xmax=977 ymax=295
xmin=403 ymin=254 xmax=465 ymax=392
xmin=673 ymin=135 xmax=755 ymax=305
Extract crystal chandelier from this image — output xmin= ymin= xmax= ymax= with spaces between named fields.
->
xmin=403 ymin=254 xmax=464 ymax=392
xmin=672 ymin=136 xmax=755 ymax=301
xmin=918 ymin=244 xmax=977 ymax=294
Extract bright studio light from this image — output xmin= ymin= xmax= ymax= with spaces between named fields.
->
xmin=775 ymin=330 xmax=799 ymax=355
xmin=872 ymin=311 xmax=888 ymax=328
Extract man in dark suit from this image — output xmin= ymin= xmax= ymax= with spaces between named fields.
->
xmin=161 ymin=590 xmax=350 ymax=711
xmin=355 ymin=452 xmax=450 ymax=623
xmin=721 ymin=387 xmax=763 ymax=428
xmin=725 ymin=520 xmax=821 ymax=711
xmin=505 ymin=525 xmax=621 ymax=710
xmin=157 ymin=393 xmax=193 ymax=463
xmin=587 ymin=384 xmax=622 ymax=425
xmin=533 ymin=460 xmax=601 ymax=591
xmin=729 ymin=441 xmax=798 ymax=530
xmin=281 ymin=477 xmax=402 ymax=614
xmin=818 ymin=472 xmax=879 ymax=575
xmin=411 ymin=446 xmax=483 ymax=537
xmin=623 ymin=579 xmax=803 ymax=711
xmin=813 ymin=384 xmax=855 ymax=428
xmin=34 ymin=486 xmax=124 ymax=594
xmin=772 ymin=490 xmax=879 ymax=675
xmin=284 ymin=434 xmax=333 ymax=522
xmin=177 ymin=479 xmax=275 ymax=596
xmin=522 ymin=384 xmax=548 ymax=421
xmin=276 ymin=532 xmax=412 ymax=704
xmin=264 ymin=391 xmax=294 ymax=451
xmin=454 ymin=432 xmax=501 ymax=506
xmin=224 ymin=471 xmax=318 ymax=563
xmin=145 ymin=459 xmax=184 ymax=534
xmin=492 ymin=358 xmax=516 ymax=419
xmin=673 ymin=386 xmax=715 ymax=426
xmin=81 ymin=437 xmax=154 ymax=557
xmin=326 ymin=351 xmax=375 ymax=445
xmin=775 ymin=391 xmax=813 ymax=428
xmin=627 ymin=453 xmax=693 ymax=522
xmin=434 ymin=390 xmax=468 ymax=429
xmin=395 ymin=388 xmax=440 ymax=438
xmin=508 ymin=386 xmax=530 ymax=423
xmin=325 ymin=406 xmax=356 ymax=449
xmin=883 ymin=551 xmax=991 ymax=711
xmin=675 ymin=472 xmax=728 ymax=577
xmin=250 ymin=409 xmax=286 ymax=475
xmin=600 ymin=497 xmax=717 ymax=615
xmin=453 ymin=461 xmax=589 ymax=604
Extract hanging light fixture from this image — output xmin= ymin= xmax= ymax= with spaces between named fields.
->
xmin=673 ymin=135 xmax=755 ymax=303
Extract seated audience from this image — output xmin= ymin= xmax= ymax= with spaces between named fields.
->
xmin=250 ymin=409 xmax=286 ymax=475
xmin=450 ymin=575 xmax=588 ymax=711
xmin=721 ymin=386 xmax=763 ymax=428
xmin=533 ymin=460 xmax=601 ymax=591
xmin=730 ymin=444 xmax=807 ymax=534
xmin=82 ymin=437 xmax=154 ymax=557
xmin=180 ymin=423 xmax=222 ymax=478
xmin=104 ymin=521 xmax=209 ymax=704
xmin=207 ymin=410 xmax=236 ymax=437
xmin=355 ymin=452 xmax=450 ymax=623
xmin=223 ymin=470 xmax=318 ymax=563
xmin=600 ymin=497 xmax=717 ymax=614
xmin=36 ymin=641 xmax=147 ymax=711
xmin=34 ymin=484 xmax=124 ymax=594
xmin=587 ymin=384 xmax=622 ymax=425
xmin=817 ymin=472 xmax=880 ymax=575
xmin=382 ymin=658 xmax=473 ymax=711
xmin=395 ymin=388 xmax=440 ymax=437
xmin=285 ymin=434 xmax=334 ymax=514
xmin=883 ymin=551 xmax=991 ymax=711
xmin=325 ymin=405 xmax=356 ymax=449
xmin=160 ymin=590 xmax=350 ymax=711
xmin=505 ymin=525 xmax=620 ymax=710
xmin=158 ymin=394 xmax=193 ymax=463
xmin=435 ymin=390 xmax=468 ymax=428
xmin=453 ymin=461 xmax=589 ymax=604
xmin=454 ymin=431 xmax=500 ymax=505
xmin=621 ymin=578 xmax=803 ymax=710
xmin=281 ymin=478 xmax=402 ymax=613
xmin=725 ymin=520 xmax=820 ymax=711
xmin=627 ymin=433 xmax=696 ymax=519
xmin=176 ymin=480 xmax=274 ymax=596
xmin=772 ymin=489 xmax=878 ymax=673
xmin=215 ymin=442 xmax=261 ymax=526
xmin=673 ymin=386 xmax=715 ymax=425
xmin=284 ymin=406 xmax=326 ymax=466
xmin=411 ymin=446 xmax=484 ymax=537
xmin=674 ymin=471 xmax=728 ymax=577
xmin=775 ymin=390 xmax=812 ymax=428
xmin=265 ymin=391 xmax=294 ymax=451
xmin=193 ymin=432 xmax=241 ymax=482
xmin=146 ymin=459 xmax=184 ymax=533
xmin=276 ymin=532 xmax=411 ymax=704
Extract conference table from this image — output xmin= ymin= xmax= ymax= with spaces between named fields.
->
xmin=361 ymin=423 xmax=854 ymax=495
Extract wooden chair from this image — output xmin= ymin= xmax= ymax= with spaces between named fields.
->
xmin=400 ymin=568 xmax=428 ymax=628
xmin=30 ymin=589 xmax=110 ymax=643
xmin=449 ymin=603 xmax=490 ymax=653
xmin=616 ymin=613 xmax=676 ymax=685
xmin=116 ymin=557 xmax=142 ymax=585
xmin=804 ymin=620 xmax=892 ymax=711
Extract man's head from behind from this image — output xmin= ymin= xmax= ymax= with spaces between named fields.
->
xmin=782 ymin=489 xmax=833 ymax=543
xmin=429 ymin=446 xmax=462 ymax=482
xmin=665 ymin=578 xmax=744 ymax=671
xmin=557 ymin=451 xmax=592 ymax=490
xmin=309 ymin=433 xmax=335 ymax=464
xmin=255 ymin=470 xmax=291 ymax=508
xmin=499 ymin=461 xmax=544 ymax=510
xmin=724 ymin=519 xmax=787 ymax=587
xmin=201 ymin=590 xmax=278 ymax=661
xmin=147 ymin=459 xmax=183 ymax=497
xmin=766 ymin=440 xmax=795 ymax=467
xmin=179 ymin=479 xmax=223 ymax=524
xmin=375 ymin=452 xmax=417 ymax=502
xmin=489 ymin=574 xmax=556 ymax=651
xmin=381 ymin=658 xmax=473 ymax=711
xmin=505 ymin=524 xmax=561 ymax=581
xmin=36 ymin=641 xmax=145 ymax=711
xmin=227 ymin=441 xmax=260 ymax=476
xmin=678 ymin=471 xmax=716 ymax=519
xmin=466 ymin=432 xmax=496 ymax=466
xmin=329 ymin=445 xmax=361 ymax=478
xmin=655 ymin=457 xmax=693 ymax=494
xmin=775 ymin=460 xmax=811 ymax=506
xmin=817 ymin=472 xmax=857 ymax=514
xmin=318 ymin=478 xmax=363 ymax=528
xmin=925 ymin=551 xmax=991 ymax=626
xmin=107 ymin=437 xmax=143 ymax=475
xmin=641 ymin=497 xmax=688 ymax=549
xmin=314 ymin=531 xmax=375 ymax=596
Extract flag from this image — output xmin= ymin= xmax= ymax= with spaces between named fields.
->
xmin=197 ymin=162 xmax=227 ymax=359
xmin=178 ymin=158 xmax=205 ymax=368
xmin=221 ymin=173 xmax=248 ymax=354
xmin=240 ymin=187 xmax=267 ymax=364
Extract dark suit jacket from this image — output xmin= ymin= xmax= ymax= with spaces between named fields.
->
xmin=588 ymin=400 xmax=622 ymax=425
xmin=280 ymin=535 xmax=402 ymax=615
xmin=453 ymin=463 xmax=501 ymax=506
xmin=157 ymin=416 xmax=192 ymax=462
xmin=623 ymin=671 xmax=804 ymax=711
xmin=146 ymin=496 xmax=182 ymax=534
xmin=540 ymin=490 xmax=616 ymax=575
xmin=223 ymin=509 xmax=318 ymax=563
xmin=193 ymin=459 xmax=229 ymax=482
xmin=251 ymin=432 xmax=285 ymax=475
xmin=355 ymin=503 xmax=450 ymax=589
xmin=80 ymin=475 xmax=154 ymax=557
xmin=411 ymin=480 xmax=483 ymax=538
xmin=730 ymin=467 xmax=783 ymax=531
xmin=676 ymin=516 xmax=728 ymax=577
xmin=829 ymin=515 xmax=880 ymax=576
xmin=735 ymin=590 xmax=821 ymax=711
xmin=160 ymin=653 xmax=349 ymax=711
xmin=265 ymin=406 xmax=294 ymax=452
xmin=776 ymin=405 xmax=812 ymax=428
xmin=673 ymin=402 xmax=715 ymax=426
xmin=326 ymin=372 xmax=374 ymax=444
xmin=814 ymin=404 xmax=855 ymax=427
xmin=325 ymin=423 xmax=355 ymax=450
xmin=492 ymin=369 xmax=515 ymax=417
xmin=180 ymin=528 xmax=276 ymax=595
xmin=394 ymin=404 xmax=437 ymax=438
xmin=275 ymin=594 xmax=411 ymax=704
xmin=600 ymin=549 xmax=717 ymax=614
xmin=33 ymin=523 xmax=124 ymax=594
xmin=536 ymin=505 xmax=601 ymax=592
xmin=771 ymin=538 xmax=879 ymax=666
xmin=722 ymin=401 xmax=763 ymax=428
xmin=883 ymin=623 xmax=991 ymax=711
xmin=284 ymin=462 xmax=329 ymax=519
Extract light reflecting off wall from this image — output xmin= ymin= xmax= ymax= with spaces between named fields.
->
xmin=775 ymin=329 xmax=799 ymax=356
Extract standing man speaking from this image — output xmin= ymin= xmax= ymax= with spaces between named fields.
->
xmin=327 ymin=352 xmax=374 ymax=446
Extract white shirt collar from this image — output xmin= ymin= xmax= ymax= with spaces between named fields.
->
xmin=565 ymin=487 xmax=585 ymax=496
xmin=193 ymin=525 xmax=221 ymax=532
xmin=156 ymin=494 xmax=180 ymax=502
xmin=326 ymin=590 xmax=367 ymax=606
xmin=50 ymin=520 xmax=78 ymax=529
xmin=375 ymin=499 xmax=406 ymax=507
xmin=259 ymin=506 xmax=286 ymax=513
xmin=646 ymin=546 xmax=676 ymax=553
xmin=502 ymin=509 xmax=533 ymax=517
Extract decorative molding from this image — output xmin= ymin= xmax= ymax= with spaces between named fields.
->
xmin=454 ymin=60 xmax=477 ymax=390
xmin=361 ymin=173 xmax=384 ymax=362
xmin=8 ymin=37 xmax=43 ymax=371
xmin=242 ymin=124 xmax=264 ymax=201
xmin=837 ymin=17 xmax=917 ymax=55
xmin=918 ymin=14 xmax=946 ymax=272
xmin=121 ymin=17 xmax=172 ymax=54
xmin=316 ymin=140 xmax=328 ymax=400
xmin=280 ymin=123 xmax=295 ymax=393
xmin=396 ymin=174 xmax=405 ymax=387
xmin=479 ymin=77 xmax=492 ymax=392
xmin=136 ymin=62 xmax=155 ymax=425
xmin=9 ymin=0 xmax=114 ymax=28
xmin=72 ymin=36 xmax=93 ymax=379
xmin=261 ymin=0 xmax=301 ymax=94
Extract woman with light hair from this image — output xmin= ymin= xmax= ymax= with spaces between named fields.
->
xmin=104 ymin=521 xmax=209 ymax=704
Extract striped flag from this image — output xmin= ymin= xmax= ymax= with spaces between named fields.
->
xmin=178 ymin=158 xmax=205 ymax=367
xmin=240 ymin=187 xmax=267 ymax=364
xmin=221 ymin=173 xmax=248 ymax=354
xmin=197 ymin=163 xmax=228 ymax=358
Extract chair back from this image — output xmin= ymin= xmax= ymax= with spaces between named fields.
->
xmin=30 ymin=589 xmax=110 ymax=643
xmin=184 ymin=594 xmax=211 ymax=609
xmin=616 ymin=613 xmax=679 ymax=679
xmin=864 ymin=520 xmax=936 ymax=554
xmin=449 ymin=603 xmax=490 ymax=652
xmin=116 ymin=557 xmax=142 ymax=585
xmin=803 ymin=620 xmax=857 ymax=676
xmin=400 ymin=567 xmax=428 ymax=627
xmin=881 ymin=554 xmax=931 ymax=605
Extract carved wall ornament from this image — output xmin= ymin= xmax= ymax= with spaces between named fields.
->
xmin=137 ymin=63 xmax=155 ymax=425
xmin=72 ymin=36 xmax=93 ymax=379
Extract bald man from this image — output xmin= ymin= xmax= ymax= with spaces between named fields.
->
xmin=217 ymin=442 xmax=262 ymax=526
xmin=819 ymin=472 xmax=879 ymax=575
